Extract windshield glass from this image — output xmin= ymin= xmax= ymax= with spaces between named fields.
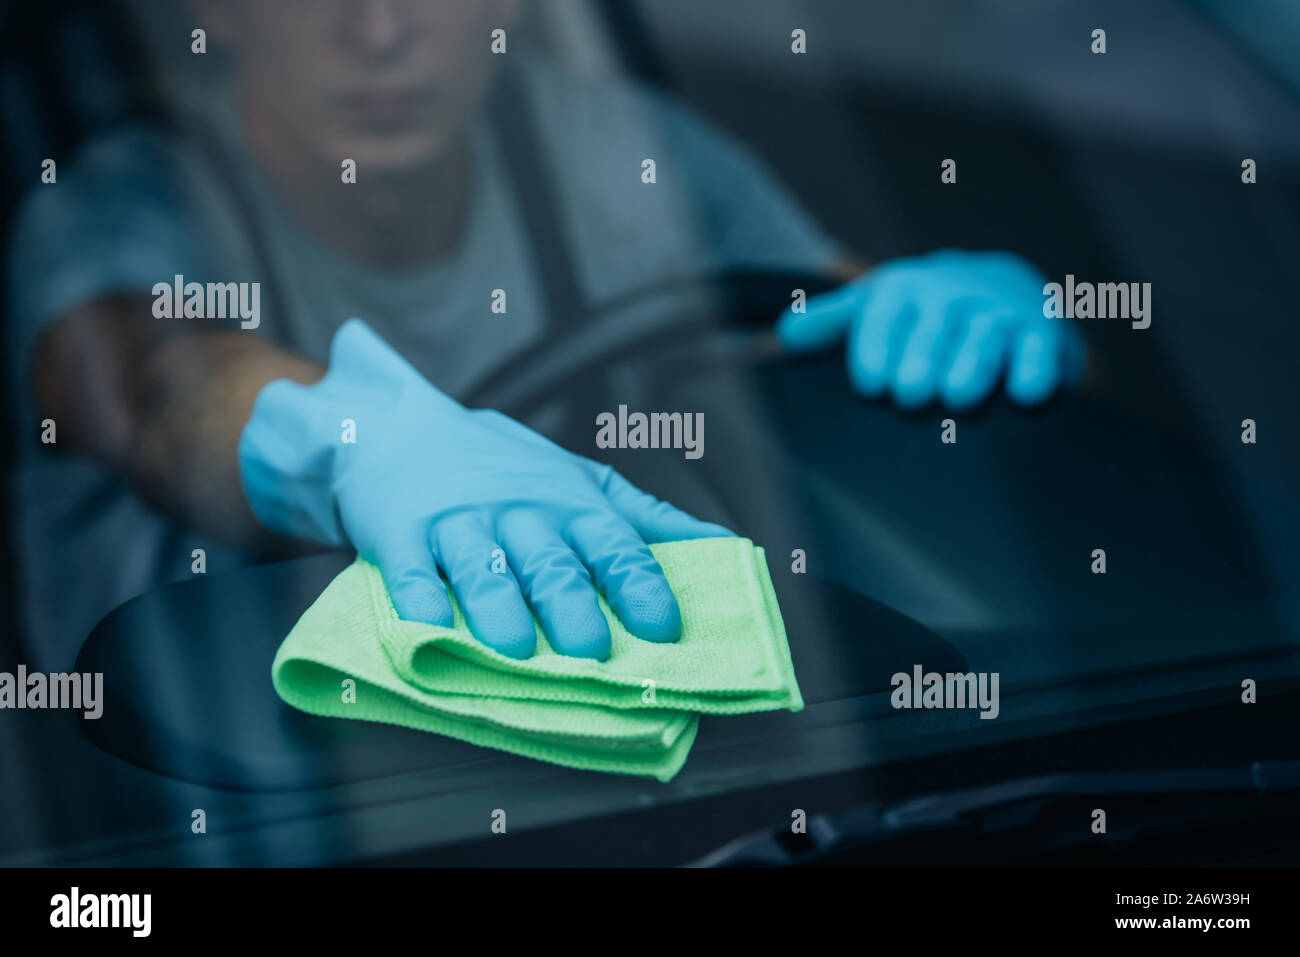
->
xmin=1 ymin=0 xmax=1299 ymax=868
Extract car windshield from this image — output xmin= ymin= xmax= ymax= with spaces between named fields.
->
xmin=1 ymin=0 xmax=1298 ymax=867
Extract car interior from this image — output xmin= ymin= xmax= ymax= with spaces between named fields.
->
xmin=3 ymin=0 xmax=1300 ymax=866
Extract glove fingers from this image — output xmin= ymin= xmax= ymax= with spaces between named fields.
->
xmin=940 ymin=309 xmax=1008 ymax=411
xmin=369 ymin=527 xmax=454 ymax=627
xmin=891 ymin=295 xmax=963 ymax=409
xmin=598 ymin=468 xmax=733 ymax=543
xmin=433 ymin=512 xmax=537 ymax=659
xmin=775 ymin=283 xmax=865 ymax=351
xmin=848 ymin=281 xmax=913 ymax=397
xmin=498 ymin=510 xmax=611 ymax=660
xmin=568 ymin=510 xmax=683 ymax=643
xmin=1007 ymin=320 xmax=1064 ymax=406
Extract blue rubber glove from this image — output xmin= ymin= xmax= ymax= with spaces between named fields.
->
xmin=777 ymin=249 xmax=1085 ymax=410
xmin=238 ymin=319 xmax=731 ymax=660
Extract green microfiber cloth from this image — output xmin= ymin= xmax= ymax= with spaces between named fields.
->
xmin=272 ymin=536 xmax=802 ymax=781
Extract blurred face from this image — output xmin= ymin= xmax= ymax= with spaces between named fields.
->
xmin=205 ymin=0 xmax=520 ymax=174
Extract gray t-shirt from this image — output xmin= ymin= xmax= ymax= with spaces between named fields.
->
xmin=6 ymin=60 xmax=841 ymax=669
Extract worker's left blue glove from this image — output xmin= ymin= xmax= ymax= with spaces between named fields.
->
xmin=777 ymin=249 xmax=1084 ymax=410
xmin=239 ymin=319 xmax=731 ymax=661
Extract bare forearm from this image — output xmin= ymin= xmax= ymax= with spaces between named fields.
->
xmin=32 ymin=295 xmax=323 ymax=546
xmin=827 ymin=254 xmax=872 ymax=282
xmin=127 ymin=332 xmax=323 ymax=542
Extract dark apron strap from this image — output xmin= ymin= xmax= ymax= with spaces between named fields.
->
xmin=179 ymin=63 xmax=589 ymax=344
xmin=174 ymin=115 xmax=292 ymax=334
xmin=486 ymin=63 xmax=589 ymax=332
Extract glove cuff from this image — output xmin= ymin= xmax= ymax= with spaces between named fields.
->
xmin=237 ymin=318 xmax=457 ymax=545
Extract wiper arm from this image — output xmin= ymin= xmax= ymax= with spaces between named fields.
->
xmin=689 ymin=761 xmax=1300 ymax=867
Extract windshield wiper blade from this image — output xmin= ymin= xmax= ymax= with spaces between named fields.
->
xmin=689 ymin=761 xmax=1300 ymax=867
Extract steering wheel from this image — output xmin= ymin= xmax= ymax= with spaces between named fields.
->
xmin=463 ymin=269 xmax=840 ymax=417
